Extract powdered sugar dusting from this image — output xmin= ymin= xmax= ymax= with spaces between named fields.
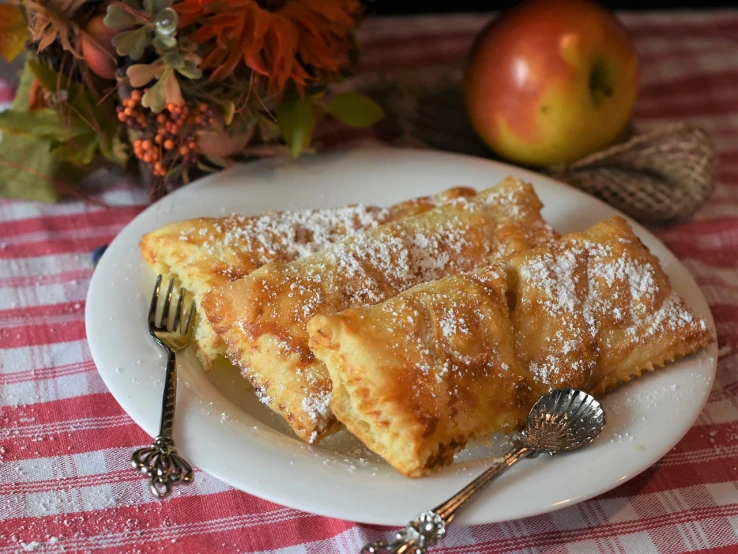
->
xmin=175 ymin=204 xmax=394 ymax=280
xmin=302 ymin=390 xmax=332 ymax=425
xmin=515 ymin=232 xmax=709 ymax=386
xmin=224 ymin=205 xmax=389 ymax=259
xmin=254 ymin=385 xmax=272 ymax=406
xmin=371 ymin=223 xmax=709 ymax=391
xmin=440 ymin=308 xmax=471 ymax=337
xmin=329 ymin=219 xmax=477 ymax=304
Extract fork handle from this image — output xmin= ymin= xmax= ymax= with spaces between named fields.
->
xmin=158 ymin=350 xmax=177 ymax=439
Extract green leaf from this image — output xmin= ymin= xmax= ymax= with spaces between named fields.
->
xmin=12 ymin=59 xmax=36 ymax=112
xmin=27 ymin=60 xmax=115 ymax=136
xmin=50 ymin=133 xmax=99 ymax=165
xmin=221 ymin=101 xmax=235 ymax=126
xmin=276 ymin=94 xmax=316 ymax=158
xmin=104 ymin=4 xmax=140 ymax=30
xmin=0 ymin=134 xmax=88 ymax=202
xmin=99 ymin=135 xmax=129 ymax=166
xmin=176 ymin=59 xmax=201 ymax=80
xmin=162 ymin=50 xmax=184 ymax=68
xmin=325 ymin=92 xmax=384 ymax=128
xmin=0 ymin=109 xmax=89 ymax=141
xmin=28 ymin=60 xmax=71 ymax=101
xmin=112 ymin=27 xmax=150 ymax=59
xmin=151 ymin=34 xmax=176 ymax=51
xmin=258 ymin=116 xmax=280 ymax=142
xmin=141 ymin=69 xmax=168 ymax=112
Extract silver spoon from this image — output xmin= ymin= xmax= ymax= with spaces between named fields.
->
xmin=361 ymin=388 xmax=606 ymax=554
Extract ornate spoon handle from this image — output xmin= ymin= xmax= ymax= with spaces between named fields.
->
xmin=131 ymin=351 xmax=194 ymax=498
xmin=361 ymin=443 xmax=533 ymax=554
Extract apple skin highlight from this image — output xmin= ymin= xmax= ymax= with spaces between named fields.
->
xmin=464 ymin=0 xmax=639 ymax=167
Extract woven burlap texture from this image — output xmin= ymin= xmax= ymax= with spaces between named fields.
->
xmin=367 ymin=69 xmax=717 ymax=224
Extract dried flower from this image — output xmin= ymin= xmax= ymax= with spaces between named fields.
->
xmin=25 ymin=0 xmax=89 ymax=54
xmin=176 ymin=0 xmax=362 ymax=91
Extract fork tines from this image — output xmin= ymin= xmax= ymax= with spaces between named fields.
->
xmin=149 ymin=275 xmax=195 ymax=334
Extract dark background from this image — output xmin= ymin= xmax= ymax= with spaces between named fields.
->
xmin=366 ymin=0 xmax=737 ymax=12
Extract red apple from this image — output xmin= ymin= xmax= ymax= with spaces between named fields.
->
xmin=81 ymin=15 xmax=119 ymax=80
xmin=464 ymin=0 xmax=639 ymax=167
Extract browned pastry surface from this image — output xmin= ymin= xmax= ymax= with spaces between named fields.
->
xmin=202 ymin=177 xmax=557 ymax=443
xmin=139 ymin=187 xmax=476 ymax=369
xmin=308 ymin=217 xmax=713 ymax=477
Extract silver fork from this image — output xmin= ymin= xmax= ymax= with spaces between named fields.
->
xmin=132 ymin=274 xmax=196 ymax=498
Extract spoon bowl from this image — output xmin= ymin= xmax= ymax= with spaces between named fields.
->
xmin=523 ymin=389 xmax=606 ymax=454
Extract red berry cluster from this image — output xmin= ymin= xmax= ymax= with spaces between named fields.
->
xmin=116 ymin=90 xmax=217 ymax=179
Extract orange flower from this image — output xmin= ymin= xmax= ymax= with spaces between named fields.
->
xmin=175 ymin=0 xmax=361 ymax=92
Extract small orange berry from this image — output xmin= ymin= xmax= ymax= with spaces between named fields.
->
xmin=156 ymin=114 xmax=166 ymax=124
xmin=164 ymin=139 xmax=175 ymax=150
xmin=198 ymin=102 xmax=208 ymax=112
xmin=143 ymin=153 xmax=152 ymax=163
xmin=179 ymin=145 xmax=190 ymax=156
xmin=141 ymin=139 xmax=152 ymax=150
xmin=170 ymin=124 xmax=179 ymax=135
xmin=154 ymin=135 xmax=163 ymax=144
xmin=188 ymin=141 xmax=196 ymax=150
xmin=124 ymin=107 xmax=134 ymax=117
xmin=131 ymin=90 xmax=142 ymax=101
xmin=117 ymin=112 xmax=127 ymax=122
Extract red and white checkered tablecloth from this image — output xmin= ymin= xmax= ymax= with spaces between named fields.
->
xmin=1 ymin=10 xmax=737 ymax=554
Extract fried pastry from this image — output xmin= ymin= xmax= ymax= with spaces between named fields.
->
xmin=308 ymin=217 xmax=713 ymax=477
xmin=139 ymin=186 xmax=476 ymax=370
xmin=202 ymin=177 xmax=557 ymax=443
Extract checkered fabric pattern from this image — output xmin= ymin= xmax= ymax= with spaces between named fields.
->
xmin=1 ymin=11 xmax=737 ymax=554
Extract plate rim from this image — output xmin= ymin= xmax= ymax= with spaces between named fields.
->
xmin=86 ymin=146 xmax=717 ymax=526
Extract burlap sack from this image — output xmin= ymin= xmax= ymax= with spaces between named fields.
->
xmin=367 ymin=70 xmax=717 ymax=224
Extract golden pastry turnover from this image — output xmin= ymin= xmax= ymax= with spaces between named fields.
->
xmin=202 ymin=177 xmax=557 ymax=444
xmin=139 ymin=186 xmax=476 ymax=370
xmin=308 ymin=217 xmax=713 ymax=477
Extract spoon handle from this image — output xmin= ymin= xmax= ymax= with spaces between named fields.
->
xmin=434 ymin=442 xmax=531 ymax=523
xmin=361 ymin=443 xmax=533 ymax=554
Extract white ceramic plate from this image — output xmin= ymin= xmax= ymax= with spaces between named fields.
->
xmin=86 ymin=148 xmax=717 ymax=526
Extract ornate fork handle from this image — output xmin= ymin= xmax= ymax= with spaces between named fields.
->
xmin=361 ymin=444 xmax=532 ymax=554
xmin=132 ymin=350 xmax=194 ymax=498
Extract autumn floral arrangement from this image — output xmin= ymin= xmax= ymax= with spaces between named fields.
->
xmin=0 ymin=0 xmax=382 ymax=201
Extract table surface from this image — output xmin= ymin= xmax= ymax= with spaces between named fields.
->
xmin=1 ymin=10 xmax=738 ymax=554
